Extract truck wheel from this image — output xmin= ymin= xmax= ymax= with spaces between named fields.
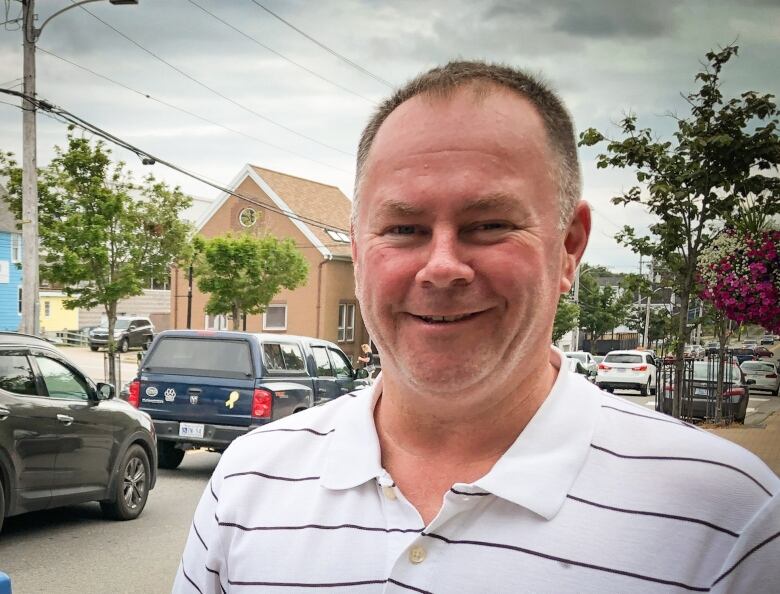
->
xmin=158 ymin=441 xmax=185 ymax=470
xmin=100 ymin=445 xmax=150 ymax=521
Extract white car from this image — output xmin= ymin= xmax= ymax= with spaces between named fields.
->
xmin=565 ymin=351 xmax=598 ymax=378
xmin=596 ymin=350 xmax=658 ymax=395
xmin=740 ymin=360 xmax=779 ymax=396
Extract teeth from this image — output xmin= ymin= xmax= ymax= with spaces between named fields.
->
xmin=420 ymin=313 xmax=473 ymax=323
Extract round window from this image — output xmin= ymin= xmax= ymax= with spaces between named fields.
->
xmin=239 ymin=207 xmax=258 ymax=227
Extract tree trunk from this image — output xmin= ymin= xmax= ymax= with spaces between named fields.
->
xmin=672 ymin=290 xmax=690 ymax=419
xmin=106 ymin=303 xmax=117 ymax=387
xmin=231 ymin=304 xmax=241 ymax=330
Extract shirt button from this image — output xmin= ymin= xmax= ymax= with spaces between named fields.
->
xmin=408 ymin=546 xmax=427 ymax=564
xmin=382 ymin=486 xmax=397 ymax=501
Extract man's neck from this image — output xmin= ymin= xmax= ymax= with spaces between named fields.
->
xmin=375 ymin=352 xmax=559 ymax=468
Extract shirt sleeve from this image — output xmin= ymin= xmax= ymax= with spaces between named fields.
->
xmin=172 ymin=469 xmax=227 ymax=594
xmin=710 ymin=491 xmax=780 ymax=593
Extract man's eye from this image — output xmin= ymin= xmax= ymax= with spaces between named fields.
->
xmin=389 ymin=225 xmax=417 ymax=235
xmin=470 ymin=222 xmax=513 ymax=232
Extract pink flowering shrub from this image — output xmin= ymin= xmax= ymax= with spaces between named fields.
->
xmin=698 ymin=229 xmax=780 ymax=333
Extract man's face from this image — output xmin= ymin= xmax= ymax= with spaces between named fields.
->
xmin=353 ymin=86 xmax=583 ymax=394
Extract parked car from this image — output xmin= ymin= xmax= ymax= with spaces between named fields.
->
xmin=731 ymin=348 xmax=756 ymax=365
xmin=89 ymin=316 xmax=155 ymax=353
xmin=596 ymin=350 xmax=658 ymax=395
xmin=705 ymin=341 xmax=721 ymax=356
xmin=659 ymin=360 xmax=752 ymax=423
xmin=740 ymin=360 xmax=779 ymax=396
xmin=752 ymin=345 xmax=774 ymax=359
xmin=742 ymin=339 xmax=758 ymax=348
xmin=565 ymin=351 xmax=598 ymax=379
xmin=130 ymin=330 xmax=371 ymax=469
xmin=683 ymin=344 xmax=705 ymax=360
xmin=760 ymin=334 xmax=775 ymax=345
xmin=0 ymin=332 xmax=157 ymax=534
xmin=566 ymin=357 xmax=592 ymax=380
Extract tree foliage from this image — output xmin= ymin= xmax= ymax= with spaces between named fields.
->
xmin=194 ymin=233 xmax=309 ymax=330
xmin=578 ymin=45 xmax=780 ymax=415
xmin=0 ymin=133 xmax=191 ymax=354
xmin=577 ymin=265 xmax=635 ymax=351
xmin=552 ymin=295 xmax=579 ymax=343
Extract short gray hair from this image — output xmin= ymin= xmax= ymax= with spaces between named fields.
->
xmin=352 ymin=61 xmax=581 ymax=232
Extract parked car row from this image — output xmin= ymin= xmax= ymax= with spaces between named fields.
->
xmin=0 ymin=329 xmax=368 ymax=534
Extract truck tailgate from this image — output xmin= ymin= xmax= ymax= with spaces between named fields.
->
xmin=139 ymin=372 xmax=255 ymax=428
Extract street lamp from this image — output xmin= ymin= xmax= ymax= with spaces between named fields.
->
xmin=20 ymin=0 xmax=138 ymax=335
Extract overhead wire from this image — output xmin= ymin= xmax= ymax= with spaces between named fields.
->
xmin=186 ymin=0 xmax=376 ymax=105
xmin=35 ymin=47 xmax=350 ymax=174
xmin=72 ymin=1 xmax=355 ymax=157
xmin=0 ymin=87 xmax=352 ymax=235
xmin=248 ymin=0 xmax=394 ymax=89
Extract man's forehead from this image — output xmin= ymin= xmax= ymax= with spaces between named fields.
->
xmin=375 ymin=193 xmax=526 ymax=218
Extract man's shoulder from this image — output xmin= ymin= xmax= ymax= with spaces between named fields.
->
xmin=590 ymin=390 xmax=780 ymax=497
xmin=218 ymin=387 xmax=371 ymax=470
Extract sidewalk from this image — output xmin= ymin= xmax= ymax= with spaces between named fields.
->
xmin=710 ymin=412 xmax=780 ymax=476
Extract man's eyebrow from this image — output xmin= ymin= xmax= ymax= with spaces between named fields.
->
xmin=374 ymin=199 xmax=426 ymax=218
xmin=460 ymin=193 xmax=522 ymax=214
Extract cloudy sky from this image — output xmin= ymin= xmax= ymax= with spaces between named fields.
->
xmin=1 ymin=0 xmax=778 ymax=273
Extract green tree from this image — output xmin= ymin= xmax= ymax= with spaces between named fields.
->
xmin=579 ymin=45 xmax=780 ymax=416
xmin=624 ymin=304 xmax=673 ymax=349
xmin=1 ymin=133 xmax=192 ymax=384
xmin=576 ymin=265 xmax=636 ymax=353
xmin=552 ymin=295 xmax=579 ymax=343
xmin=194 ymin=234 xmax=309 ymax=330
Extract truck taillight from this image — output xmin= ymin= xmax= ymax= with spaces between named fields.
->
xmin=128 ymin=379 xmax=140 ymax=408
xmin=252 ymin=389 xmax=273 ymax=419
xmin=632 ymin=365 xmax=648 ymax=371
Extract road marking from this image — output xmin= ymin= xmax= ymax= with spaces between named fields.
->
xmin=644 ymin=402 xmax=656 ymax=407
xmin=746 ymin=408 xmax=756 ymax=413
xmin=750 ymin=398 xmax=770 ymax=402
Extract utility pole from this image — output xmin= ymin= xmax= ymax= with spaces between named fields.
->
xmin=186 ymin=263 xmax=193 ymax=329
xmin=643 ymin=260 xmax=653 ymax=348
xmin=21 ymin=0 xmax=39 ymax=335
xmin=572 ymin=265 xmax=580 ymax=351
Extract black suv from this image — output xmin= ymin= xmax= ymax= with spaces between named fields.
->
xmin=88 ymin=316 xmax=155 ymax=352
xmin=0 ymin=333 xmax=157 ymax=533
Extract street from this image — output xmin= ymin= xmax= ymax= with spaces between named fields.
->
xmin=0 ymin=451 xmax=220 ymax=594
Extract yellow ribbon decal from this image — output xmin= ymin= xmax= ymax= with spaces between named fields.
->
xmin=226 ymin=391 xmax=240 ymax=409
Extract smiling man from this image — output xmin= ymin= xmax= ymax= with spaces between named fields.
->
xmin=174 ymin=62 xmax=779 ymax=593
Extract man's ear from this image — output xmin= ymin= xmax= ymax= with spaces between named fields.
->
xmin=559 ymin=201 xmax=591 ymax=293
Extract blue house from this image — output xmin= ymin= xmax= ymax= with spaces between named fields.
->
xmin=0 ymin=193 xmax=22 ymax=331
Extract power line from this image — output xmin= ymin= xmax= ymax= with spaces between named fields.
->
xmin=249 ymin=0 xmax=393 ymax=89
xmin=186 ymin=0 xmax=376 ymax=105
xmin=0 ymin=87 xmax=352 ymax=235
xmin=36 ymin=47 xmax=350 ymax=174
xmin=73 ymin=1 xmax=354 ymax=157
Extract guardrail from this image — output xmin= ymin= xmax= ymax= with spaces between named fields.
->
xmin=43 ymin=329 xmax=89 ymax=347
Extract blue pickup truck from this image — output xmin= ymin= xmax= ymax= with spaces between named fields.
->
xmin=126 ymin=330 xmax=370 ymax=468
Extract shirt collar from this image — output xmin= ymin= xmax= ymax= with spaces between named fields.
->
xmin=320 ymin=348 xmax=602 ymax=521
xmin=475 ymin=347 xmax=601 ymax=519
xmin=320 ymin=376 xmax=385 ymax=490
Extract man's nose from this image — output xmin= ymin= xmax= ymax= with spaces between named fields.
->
xmin=415 ymin=230 xmax=475 ymax=288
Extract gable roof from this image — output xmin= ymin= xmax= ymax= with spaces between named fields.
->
xmin=196 ymin=164 xmax=353 ymax=260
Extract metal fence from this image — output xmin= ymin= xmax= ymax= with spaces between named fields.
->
xmin=655 ymin=351 xmax=747 ymax=424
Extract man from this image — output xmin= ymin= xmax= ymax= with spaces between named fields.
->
xmin=174 ymin=62 xmax=779 ymax=593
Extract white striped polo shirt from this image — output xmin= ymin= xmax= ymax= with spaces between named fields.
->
xmin=173 ymin=348 xmax=780 ymax=593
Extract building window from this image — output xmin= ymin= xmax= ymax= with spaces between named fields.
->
xmin=44 ymin=301 xmax=51 ymax=317
xmin=17 ymin=286 xmax=22 ymax=315
xmin=263 ymin=304 xmax=287 ymax=331
xmin=338 ymin=303 xmax=355 ymax=342
xmin=11 ymin=233 xmax=22 ymax=263
xmin=149 ymin=273 xmax=171 ymax=290
xmin=205 ymin=314 xmax=228 ymax=330
xmin=325 ymin=229 xmax=350 ymax=243
xmin=239 ymin=208 xmax=258 ymax=227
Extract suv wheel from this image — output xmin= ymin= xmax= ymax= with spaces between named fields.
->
xmin=119 ymin=338 xmax=129 ymax=353
xmin=89 ymin=344 xmax=99 ymax=352
xmin=0 ymin=480 xmax=5 ymax=534
xmin=101 ymin=445 xmax=150 ymax=520
xmin=157 ymin=441 xmax=185 ymax=470
xmin=640 ymin=379 xmax=650 ymax=397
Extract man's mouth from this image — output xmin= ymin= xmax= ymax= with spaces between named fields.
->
xmin=413 ymin=312 xmax=482 ymax=324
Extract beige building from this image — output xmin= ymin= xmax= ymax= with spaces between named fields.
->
xmin=170 ymin=165 xmax=368 ymax=361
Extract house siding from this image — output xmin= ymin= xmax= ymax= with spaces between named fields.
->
xmin=0 ymin=232 xmax=22 ymax=331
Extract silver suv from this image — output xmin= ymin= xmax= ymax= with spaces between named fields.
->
xmin=88 ymin=316 xmax=155 ymax=352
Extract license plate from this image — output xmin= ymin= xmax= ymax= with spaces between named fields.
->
xmin=179 ymin=422 xmax=204 ymax=438
xmin=617 ymin=368 xmax=626 ymax=373
xmin=695 ymin=388 xmax=709 ymax=397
